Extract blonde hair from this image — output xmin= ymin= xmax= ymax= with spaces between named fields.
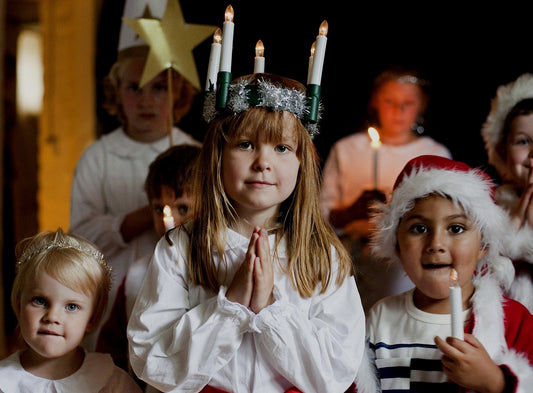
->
xmin=102 ymin=50 xmax=197 ymax=126
xmin=187 ymin=74 xmax=352 ymax=297
xmin=12 ymin=228 xmax=112 ymax=332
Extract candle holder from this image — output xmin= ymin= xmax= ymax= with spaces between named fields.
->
xmin=306 ymin=84 xmax=321 ymax=123
xmin=216 ymin=71 xmax=232 ymax=110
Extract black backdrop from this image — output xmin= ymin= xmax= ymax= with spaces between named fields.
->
xmin=96 ymin=1 xmax=532 ymax=174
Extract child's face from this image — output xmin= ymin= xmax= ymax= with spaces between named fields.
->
xmin=118 ymin=56 xmax=170 ymax=141
xmin=373 ymin=80 xmax=424 ymax=140
xmin=18 ymin=270 xmax=94 ymax=360
xmin=396 ymin=195 xmax=486 ymax=311
xmin=506 ymin=113 xmax=533 ymax=188
xmin=151 ymin=185 xmax=193 ymax=237
xmin=222 ymin=118 xmax=300 ymax=225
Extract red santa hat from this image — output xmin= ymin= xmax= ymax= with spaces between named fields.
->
xmin=370 ymin=155 xmax=514 ymax=289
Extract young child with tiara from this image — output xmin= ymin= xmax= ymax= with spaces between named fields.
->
xmin=127 ymin=73 xmax=366 ymax=393
xmin=0 ymin=228 xmax=142 ymax=392
xmin=355 ymin=155 xmax=533 ymax=392
xmin=481 ymin=73 xmax=533 ymax=313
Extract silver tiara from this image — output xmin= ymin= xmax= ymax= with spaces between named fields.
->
xmin=17 ymin=239 xmax=112 ymax=279
xmin=203 ymin=78 xmax=321 ymax=137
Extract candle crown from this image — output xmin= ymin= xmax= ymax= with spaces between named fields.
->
xmin=204 ymin=75 xmax=322 ymax=137
xmin=207 ymin=10 xmax=327 ymax=127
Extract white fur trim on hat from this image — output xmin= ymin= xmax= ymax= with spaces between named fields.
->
xmin=481 ymin=73 xmax=533 ymax=179
xmin=370 ymin=155 xmax=515 ymax=289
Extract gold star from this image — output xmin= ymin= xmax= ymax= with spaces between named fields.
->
xmin=123 ymin=0 xmax=217 ymax=90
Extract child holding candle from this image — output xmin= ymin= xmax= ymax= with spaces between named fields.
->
xmin=127 ymin=73 xmax=367 ymax=393
xmin=320 ymin=65 xmax=452 ymax=313
xmin=0 ymin=228 xmax=142 ymax=392
xmin=70 ymin=4 xmax=202 ymax=351
xmin=96 ymin=144 xmax=201 ymax=386
xmin=481 ymin=73 xmax=533 ymax=314
xmin=356 ymin=154 xmax=533 ymax=392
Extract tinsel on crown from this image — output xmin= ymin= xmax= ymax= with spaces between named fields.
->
xmin=203 ymin=77 xmax=322 ymax=137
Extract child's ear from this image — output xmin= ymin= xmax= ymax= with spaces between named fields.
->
xmin=477 ymin=243 xmax=488 ymax=262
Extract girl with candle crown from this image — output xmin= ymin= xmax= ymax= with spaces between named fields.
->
xmin=128 ymin=72 xmax=367 ymax=393
xmin=355 ymin=154 xmax=533 ymax=392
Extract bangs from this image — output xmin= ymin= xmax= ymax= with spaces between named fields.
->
xmin=227 ymin=108 xmax=302 ymax=153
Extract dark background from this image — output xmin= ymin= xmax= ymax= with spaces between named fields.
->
xmin=96 ymin=1 xmax=532 ymax=173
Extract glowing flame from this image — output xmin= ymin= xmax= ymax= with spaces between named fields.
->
xmin=255 ymin=40 xmax=264 ymax=57
xmin=213 ymin=28 xmax=222 ymax=44
xmin=319 ymin=20 xmax=328 ymax=37
xmin=225 ymin=5 xmax=234 ymax=22
xmin=310 ymin=41 xmax=316 ymax=57
xmin=368 ymin=127 xmax=381 ymax=149
xmin=450 ymin=268 xmax=459 ymax=286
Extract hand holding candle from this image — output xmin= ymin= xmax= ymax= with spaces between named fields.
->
xmin=449 ymin=268 xmax=464 ymax=340
xmin=205 ymin=28 xmax=222 ymax=91
xmin=254 ymin=40 xmax=265 ymax=73
xmin=163 ymin=205 xmax=175 ymax=232
xmin=368 ymin=127 xmax=381 ymax=190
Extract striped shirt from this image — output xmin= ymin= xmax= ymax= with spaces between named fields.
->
xmin=367 ymin=289 xmax=471 ymax=392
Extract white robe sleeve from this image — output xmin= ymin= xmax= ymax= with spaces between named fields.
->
xmin=127 ymin=235 xmax=253 ymax=392
xmin=249 ymin=273 xmax=365 ymax=393
xmin=70 ymin=142 xmax=127 ymax=258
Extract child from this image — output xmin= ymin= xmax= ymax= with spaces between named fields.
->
xmin=0 ymin=228 xmax=142 ymax=392
xmin=320 ymin=65 xmax=452 ymax=313
xmin=70 ymin=38 xmax=202 ymax=351
xmin=357 ymin=155 xmax=533 ymax=392
xmin=481 ymin=73 xmax=533 ymax=313
xmin=96 ymin=144 xmax=201 ymax=376
xmin=127 ymin=73 xmax=366 ymax=393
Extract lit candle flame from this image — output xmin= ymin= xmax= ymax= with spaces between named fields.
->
xmin=368 ymin=127 xmax=382 ymax=149
xmin=225 ymin=5 xmax=234 ymax=22
xmin=450 ymin=268 xmax=459 ymax=285
xmin=255 ymin=40 xmax=264 ymax=57
xmin=319 ymin=20 xmax=328 ymax=37
xmin=163 ymin=205 xmax=175 ymax=232
xmin=213 ymin=28 xmax=222 ymax=44
xmin=310 ymin=41 xmax=316 ymax=57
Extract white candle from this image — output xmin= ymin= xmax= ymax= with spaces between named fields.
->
xmin=449 ymin=268 xmax=464 ymax=339
xmin=219 ymin=5 xmax=234 ymax=73
xmin=368 ymin=127 xmax=381 ymax=190
xmin=254 ymin=39 xmax=265 ymax=73
xmin=205 ymin=28 xmax=222 ymax=91
xmin=308 ymin=20 xmax=328 ymax=86
xmin=163 ymin=205 xmax=175 ymax=232
xmin=307 ymin=41 xmax=315 ymax=85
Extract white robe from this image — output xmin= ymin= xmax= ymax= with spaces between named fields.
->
xmin=0 ymin=350 xmax=143 ymax=393
xmin=127 ymin=226 xmax=366 ymax=393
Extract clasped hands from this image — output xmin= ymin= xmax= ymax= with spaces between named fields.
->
xmin=510 ymin=159 xmax=533 ymax=232
xmin=226 ymin=226 xmax=275 ymax=313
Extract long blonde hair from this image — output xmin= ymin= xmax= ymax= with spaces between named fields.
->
xmin=187 ymin=74 xmax=351 ymax=297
